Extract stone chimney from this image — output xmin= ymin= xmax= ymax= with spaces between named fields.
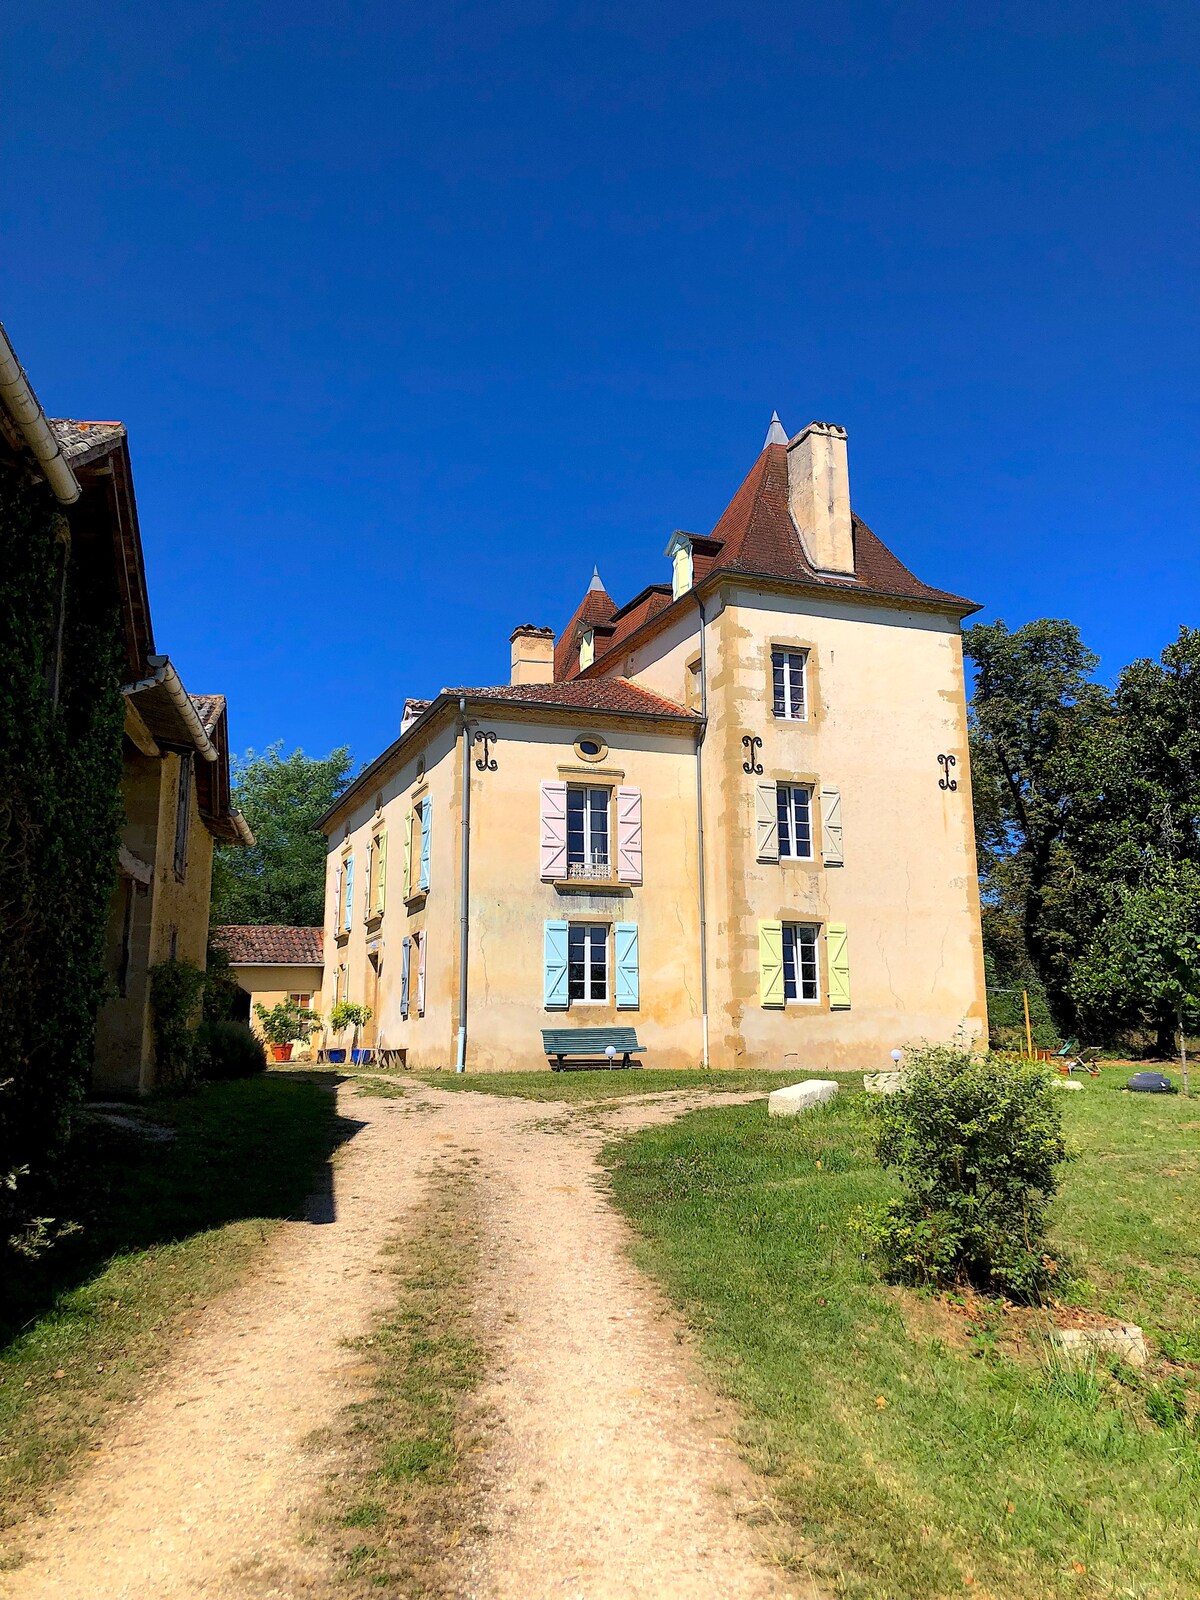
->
xmin=787 ymin=421 xmax=854 ymax=576
xmin=510 ymin=624 xmax=556 ymax=686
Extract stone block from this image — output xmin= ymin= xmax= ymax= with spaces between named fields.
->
xmin=864 ymin=1071 xmax=908 ymax=1095
xmin=1055 ymin=1325 xmax=1147 ymax=1368
xmin=768 ymin=1080 xmax=840 ymax=1117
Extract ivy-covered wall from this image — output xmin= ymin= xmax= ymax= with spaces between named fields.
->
xmin=0 ymin=458 xmax=125 ymax=1254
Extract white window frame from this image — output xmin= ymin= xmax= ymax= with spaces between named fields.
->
xmin=772 ymin=648 xmax=808 ymax=721
xmin=782 ymin=923 xmax=820 ymax=1003
xmin=567 ymin=922 xmax=608 ymax=1004
xmin=777 ymin=784 xmax=814 ymax=860
xmin=566 ymin=786 xmax=611 ymax=877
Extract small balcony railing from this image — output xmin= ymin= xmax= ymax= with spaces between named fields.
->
xmin=566 ymin=855 xmax=613 ymax=881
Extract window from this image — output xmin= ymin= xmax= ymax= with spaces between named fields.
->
xmin=568 ymin=923 xmax=608 ymax=1002
xmin=579 ymin=629 xmax=595 ymax=670
xmin=173 ymin=752 xmax=193 ymax=879
xmin=578 ymin=738 xmax=601 ymax=758
xmin=771 ymin=648 xmax=808 ymax=720
xmin=289 ymin=992 xmax=311 ymax=1009
xmin=566 ymin=786 xmax=609 ymax=877
xmin=686 ymin=658 xmax=703 ymax=711
xmin=777 ymin=784 xmax=813 ymax=859
xmin=115 ymin=879 xmax=135 ymax=998
xmin=782 ymin=923 xmax=819 ymax=1002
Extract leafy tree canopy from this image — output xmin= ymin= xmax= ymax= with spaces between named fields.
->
xmin=212 ymin=743 xmax=355 ymax=927
xmin=968 ymin=621 xmax=1200 ymax=1054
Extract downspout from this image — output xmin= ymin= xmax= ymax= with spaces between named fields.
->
xmin=455 ymin=696 xmax=471 ymax=1071
xmin=0 ymin=321 xmax=80 ymax=505
xmin=695 ymin=594 xmax=711 ymax=1069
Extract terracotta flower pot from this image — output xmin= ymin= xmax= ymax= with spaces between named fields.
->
xmin=271 ymin=1043 xmax=294 ymax=1063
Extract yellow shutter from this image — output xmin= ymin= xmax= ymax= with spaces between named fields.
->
xmin=759 ymin=920 xmax=785 ymax=1008
xmin=402 ymin=807 xmax=412 ymax=899
xmin=827 ymin=923 xmax=851 ymax=1009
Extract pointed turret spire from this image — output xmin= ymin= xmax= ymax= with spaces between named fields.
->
xmin=763 ymin=410 xmax=788 ymax=448
xmin=588 ymin=565 xmax=606 ymax=592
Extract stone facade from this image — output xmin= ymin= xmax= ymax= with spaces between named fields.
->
xmin=320 ymin=419 xmax=987 ymax=1074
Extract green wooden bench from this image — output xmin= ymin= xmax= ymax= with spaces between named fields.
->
xmin=541 ymin=1026 xmax=645 ymax=1071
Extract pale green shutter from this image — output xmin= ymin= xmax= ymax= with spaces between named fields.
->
xmin=614 ymin=922 xmax=639 ymax=1009
xmin=376 ymin=830 xmax=388 ymax=913
xmin=755 ymin=782 xmax=779 ymax=862
xmin=821 ymin=787 xmax=844 ymax=867
xmin=544 ymin=920 xmax=569 ymax=1009
xmin=827 ymin=923 xmax=851 ymax=1009
xmin=759 ymin=920 xmax=784 ymax=1007
xmin=419 ymin=797 xmax=432 ymax=892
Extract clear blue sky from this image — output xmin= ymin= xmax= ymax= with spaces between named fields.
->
xmin=4 ymin=2 xmax=1197 ymax=767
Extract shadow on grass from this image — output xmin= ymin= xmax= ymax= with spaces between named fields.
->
xmin=1 ymin=1071 xmax=361 ymax=1354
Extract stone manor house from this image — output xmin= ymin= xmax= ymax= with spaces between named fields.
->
xmin=319 ymin=415 xmax=987 ymax=1072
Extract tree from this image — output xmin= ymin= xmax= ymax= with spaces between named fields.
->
xmin=1072 ymin=866 xmax=1200 ymax=1090
xmin=965 ymin=618 xmax=1111 ymax=1025
xmin=212 ymin=743 xmax=355 ymax=926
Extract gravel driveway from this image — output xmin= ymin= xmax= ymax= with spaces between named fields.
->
xmin=2 ymin=1080 xmax=814 ymax=1600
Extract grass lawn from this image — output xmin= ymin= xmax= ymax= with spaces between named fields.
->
xmin=413 ymin=1066 xmax=822 ymax=1103
xmin=604 ymin=1065 xmax=1200 ymax=1600
xmin=0 ymin=1074 xmax=347 ymax=1535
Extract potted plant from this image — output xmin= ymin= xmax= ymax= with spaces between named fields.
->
xmin=254 ymin=998 xmax=320 ymax=1063
xmin=330 ymin=1000 xmax=374 ymax=1065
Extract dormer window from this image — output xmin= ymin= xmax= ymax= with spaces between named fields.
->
xmin=665 ymin=531 xmax=693 ymax=600
xmin=579 ymin=628 xmax=595 ymax=670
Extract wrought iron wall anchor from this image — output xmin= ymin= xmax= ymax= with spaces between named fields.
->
xmin=937 ymin=752 xmax=958 ymax=791
xmin=473 ymin=730 xmax=498 ymax=771
xmin=742 ymin=735 xmax=764 ymax=775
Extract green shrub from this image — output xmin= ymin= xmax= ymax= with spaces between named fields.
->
xmin=856 ymin=1045 xmax=1069 ymax=1301
xmin=148 ymin=959 xmax=207 ymax=1088
xmin=197 ymin=1021 xmax=266 ymax=1081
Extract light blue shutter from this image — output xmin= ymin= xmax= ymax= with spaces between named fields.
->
xmin=419 ymin=797 xmax=432 ymax=892
xmin=544 ymin=920 xmax=568 ymax=1009
xmin=400 ymin=935 xmax=412 ymax=1018
xmin=614 ymin=922 xmax=639 ymax=1009
xmin=343 ymin=857 xmax=355 ymax=931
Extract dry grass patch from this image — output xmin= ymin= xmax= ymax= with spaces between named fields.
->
xmin=314 ymin=1163 xmax=488 ymax=1595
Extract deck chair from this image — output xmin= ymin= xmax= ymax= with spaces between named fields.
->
xmin=1063 ymin=1045 xmax=1102 ymax=1077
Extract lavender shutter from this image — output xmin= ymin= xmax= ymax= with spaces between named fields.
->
xmin=616 ymin=787 xmax=643 ymax=883
xmin=540 ymin=782 xmax=567 ymax=880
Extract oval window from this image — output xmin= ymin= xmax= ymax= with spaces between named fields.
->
xmin=578 ymin=739 xmax=601 ymax=757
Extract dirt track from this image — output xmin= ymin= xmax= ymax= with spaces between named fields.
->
xmin=2 ymin=1081 xmax=812 ymax=1600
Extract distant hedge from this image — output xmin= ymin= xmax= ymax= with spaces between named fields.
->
xmin=0 ymin=461 xmax=124 ymax=1256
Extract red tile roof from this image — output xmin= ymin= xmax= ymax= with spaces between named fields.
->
xmin=446 ymin=679 xmax=698 ymax=720
xmin=553 ymin=582 xmax=618 ymax=680
xmin=213 ymin=926 xmax=324 ymax=965
xmin=190 ymin=693 xmax=225 ymax=735
xmin=558 ymin=442 xmax=975 ymax=678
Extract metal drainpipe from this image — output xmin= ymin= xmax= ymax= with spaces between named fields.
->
xmin=695 ymin=595 xmax=711 ymax=1068
xmin=455 ymin=697 xmax=471 ymax=1072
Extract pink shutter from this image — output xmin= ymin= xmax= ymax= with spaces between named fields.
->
xmin=540 ymin=781 xmax=567 ymax=880
xmin=417 ymin=930 xmax=427 ymax=1016
xmin=616 ymin=786 xmax=643 ymax=883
